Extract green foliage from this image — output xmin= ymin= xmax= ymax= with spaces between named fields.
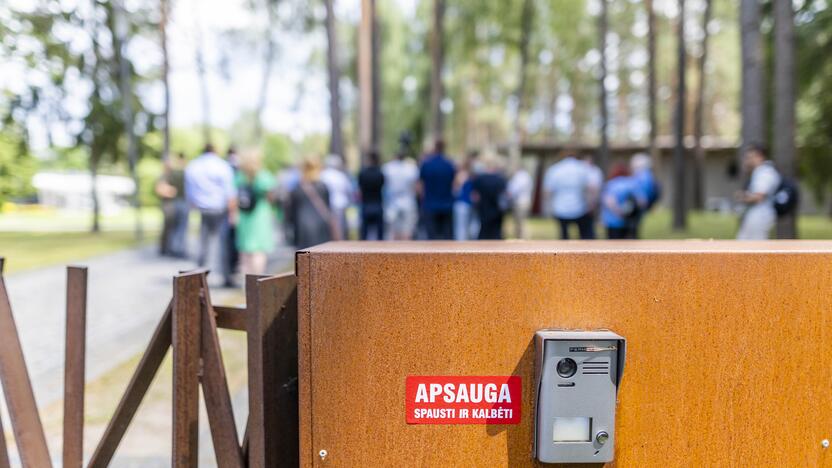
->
xmin=377 ymin=2 xmax=430 ymax=158
xmin=137 ymin=157 xmax=164 ymax=208
xmin=796 ymin=1 xmax=832 ymax=206
xmin=40 ymin=147 xmax=90 ymax=171
xmin=0 ymin=132 xmax=38 ymax=203
xmin=262 ymin=133 xmax=293 ymax=172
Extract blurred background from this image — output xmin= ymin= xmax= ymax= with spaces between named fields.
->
xmin=2 ymin=0 xmax=832 ymax=464
xmin=1 ymin=0 xmax=831 ymax=259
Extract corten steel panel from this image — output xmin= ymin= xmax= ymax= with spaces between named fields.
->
xmin=297 ymin=241 xmax=832 ymax=467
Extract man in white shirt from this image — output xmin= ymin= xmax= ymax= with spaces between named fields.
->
xmin=582 ymin=154 xmax=604 ymax=213
xmin=543 ymin=152 xmax=598 ymax=239
xmin=383 ymin=152 xmax=420 ymax=240
xmin=185 ymin=143 xmax=238 ymax=286
xmin=507 ymin=165 xmax=533 ymax=239
xmin=320 ymin=155 xmax=354 ymax=240
xmin=736 ymin=144 xmax=781 ymax=240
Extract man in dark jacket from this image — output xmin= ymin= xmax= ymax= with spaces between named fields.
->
xmin=358 ymin=151 xmax=386 ymax=240
xmin=471 ymin=152 xmax=508 ymax=240
xmin=419 ymin=140 xmax=456 ymax=240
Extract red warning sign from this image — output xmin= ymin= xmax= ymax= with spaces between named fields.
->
xmin=405 ymin=376 xmax=522 ymax=425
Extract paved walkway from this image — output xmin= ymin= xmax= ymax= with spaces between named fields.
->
xmin=3 ymin=243 xmax=295 ymax=408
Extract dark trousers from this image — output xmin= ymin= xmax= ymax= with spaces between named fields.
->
xmin=631 ymin=209 xmax=644 ymax=239
xmin=198 ymin=210 xmax=232 ymax=282
xmin=227 ymin=225 xmax=239 ymax=273
xmin=424 ymin=211 xmax=454 ymax=240
xmin=159 ymin=201 xmax=175 ymax=255
xmin=478 ymin=215 xmax=504 ymax=240
xmin=361 ymin=204 xmax=385 ymax=241
xmin=607 ymin=227 xmax=631 ymax=239
xmin=556 ymin=213 xmax=595 ymax=240
xmin=162 ymin=199 xmax=189 ymax=257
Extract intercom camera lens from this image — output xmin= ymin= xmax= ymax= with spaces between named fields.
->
xmin=556 ymin=358 xmax=577 ymax=378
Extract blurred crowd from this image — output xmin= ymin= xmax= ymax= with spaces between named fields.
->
xmin=153 ymin=138 xmax=791 ymax=284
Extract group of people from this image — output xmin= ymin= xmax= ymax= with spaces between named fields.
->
xmin=155 ymin=140 xmax=665 ymax=289
xmin=331 ymin=140 xmax=533 ymax=243
xmin=542 ymin=151 xmax=660 ymax=240
xmin=154 ymin=139 xmax=789 ymax=285
xmin=156 ymin=144 xmax=280 ymax=287
xmin=282 ymin=139 xmax=536 ymax=245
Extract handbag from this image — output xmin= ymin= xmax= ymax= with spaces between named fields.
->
xmin=300 ymin=182 xmax=343 ymax=241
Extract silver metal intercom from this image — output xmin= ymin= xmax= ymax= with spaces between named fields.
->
xmin=534 ymin=330 xmax=626 ymax=464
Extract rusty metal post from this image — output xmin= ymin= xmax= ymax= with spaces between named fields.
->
xmin=247 ymin=273 xmax=299 ymax=468
xmin=198 ymin=276 xmax=244 ymax=468
xmin=0 ymin=259 xmax=9 ymax=468
xmin=172 ymin=272 xmax=202 ymax=468
xmin=245 ymin=275 xmax=266 ymax=468
xmin=0 ymin=405 xmax=9 ymax=468
xmin=0 ymin=258 xmax=52 ymax=467
xmin=63 ymin=266 xmax=87 ymax=468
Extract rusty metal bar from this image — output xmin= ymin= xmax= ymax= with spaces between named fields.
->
xmin=88 ymin=301 xmax=172 ymax=468
xmin=245 ymin=275 xmax=267 ymax=468
xmin=200 ymin=296 xmax=244 ymax=468
xmin=0 ymin=259 xmax=8 ymax=468
xmin=241 ymin=420 xmax=249 ymax=462
xmin=214 ymin=305 xmax=248 ymax=331
xmin=247 ymin=273 xmax=299 ymax=468
xmin=172 ymin=272 xmax=202 ymax=468
xmin=0 ymin=411 xmax=10 ymax=468
xmin=63 ymin=266 xmax=87 ymax=468
xmin=0 ymin=261 xmax=52 ymax=467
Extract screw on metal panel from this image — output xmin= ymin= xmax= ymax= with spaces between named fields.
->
xmin=822 ymin=439 xmax=830 ymax=449
xmin=319 ymin=449 xmax=328 ymax=460
xmin=596 ymin=431 xmax=609 ymax=445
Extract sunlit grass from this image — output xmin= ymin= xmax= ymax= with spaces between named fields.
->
xmin=519 ymin=209 xmax=832 ymax=240
xmin=0 ymin=231 xmax=150 ymax=274
xmin=0 ymin=208 xmax=165 ymax=273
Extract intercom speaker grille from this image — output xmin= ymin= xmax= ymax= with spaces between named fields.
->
xmin=582 ymin=361 xmax=610 ymax=375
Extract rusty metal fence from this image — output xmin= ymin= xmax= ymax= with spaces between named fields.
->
xmin=0 ymin=258 xmax=299 ymax=467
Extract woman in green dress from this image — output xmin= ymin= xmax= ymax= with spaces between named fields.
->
xmin=235 ymin=150 xmax=277 ymax=275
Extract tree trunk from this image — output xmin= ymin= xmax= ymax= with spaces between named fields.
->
xmin=673 ymin=0 xmax=687 ymax=230
xmin=428 ymin=0 xmax=445 ymax=143
xmin=509 ymin=0 xmax=534 ymax=168
xmin=774 ymin=0 xmax=796 ymax=238
xmin=116 ymin=1 xmax=143 ymax=241
xmin=358 ymin=0 xmax=376 ymax=163
xmin=692 ymin=0 xmax=712 ymax=210
xmin=571 ymin=80 xmax=586 ymax=141
xmin=372 ymin=7 xmax=381 ymax=157
xmin=160 ymin=0 xmax=171 ymax=161
xmin=646 ymin=0 xmax=659 ymax=165
xmin=194 ymin=11 xmax=212 ymax=144
xmin=90 ymin=152 xmax=100 ymax=233
xmin=740 ymin=0 xmax=765 ymax=161
xmin=255 ymin=1 xmax=279 ymax=140
xmin=597 ymin=0 xmax=609 ymax=173
xmin=325 ymin=0 xmax=344 ymax=158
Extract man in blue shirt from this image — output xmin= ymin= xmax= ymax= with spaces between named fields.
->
xmin=601 ymin=163 xmax=646 ymax=239
xmin=629 ymin=153 xmax=660 ymax=238
xmin=419 ymin=140 xmax=457 ymax=240
xmin=185 ymin=143 xmax=238 ymax=287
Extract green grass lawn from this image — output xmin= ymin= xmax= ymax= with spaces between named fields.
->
xmin=522 ymin=209 xmax=832 ymax=240
xmin=0 ymin=231 xmax=150 ymax=274
xmin=0 ymin=208 xmax=163 ymax=274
